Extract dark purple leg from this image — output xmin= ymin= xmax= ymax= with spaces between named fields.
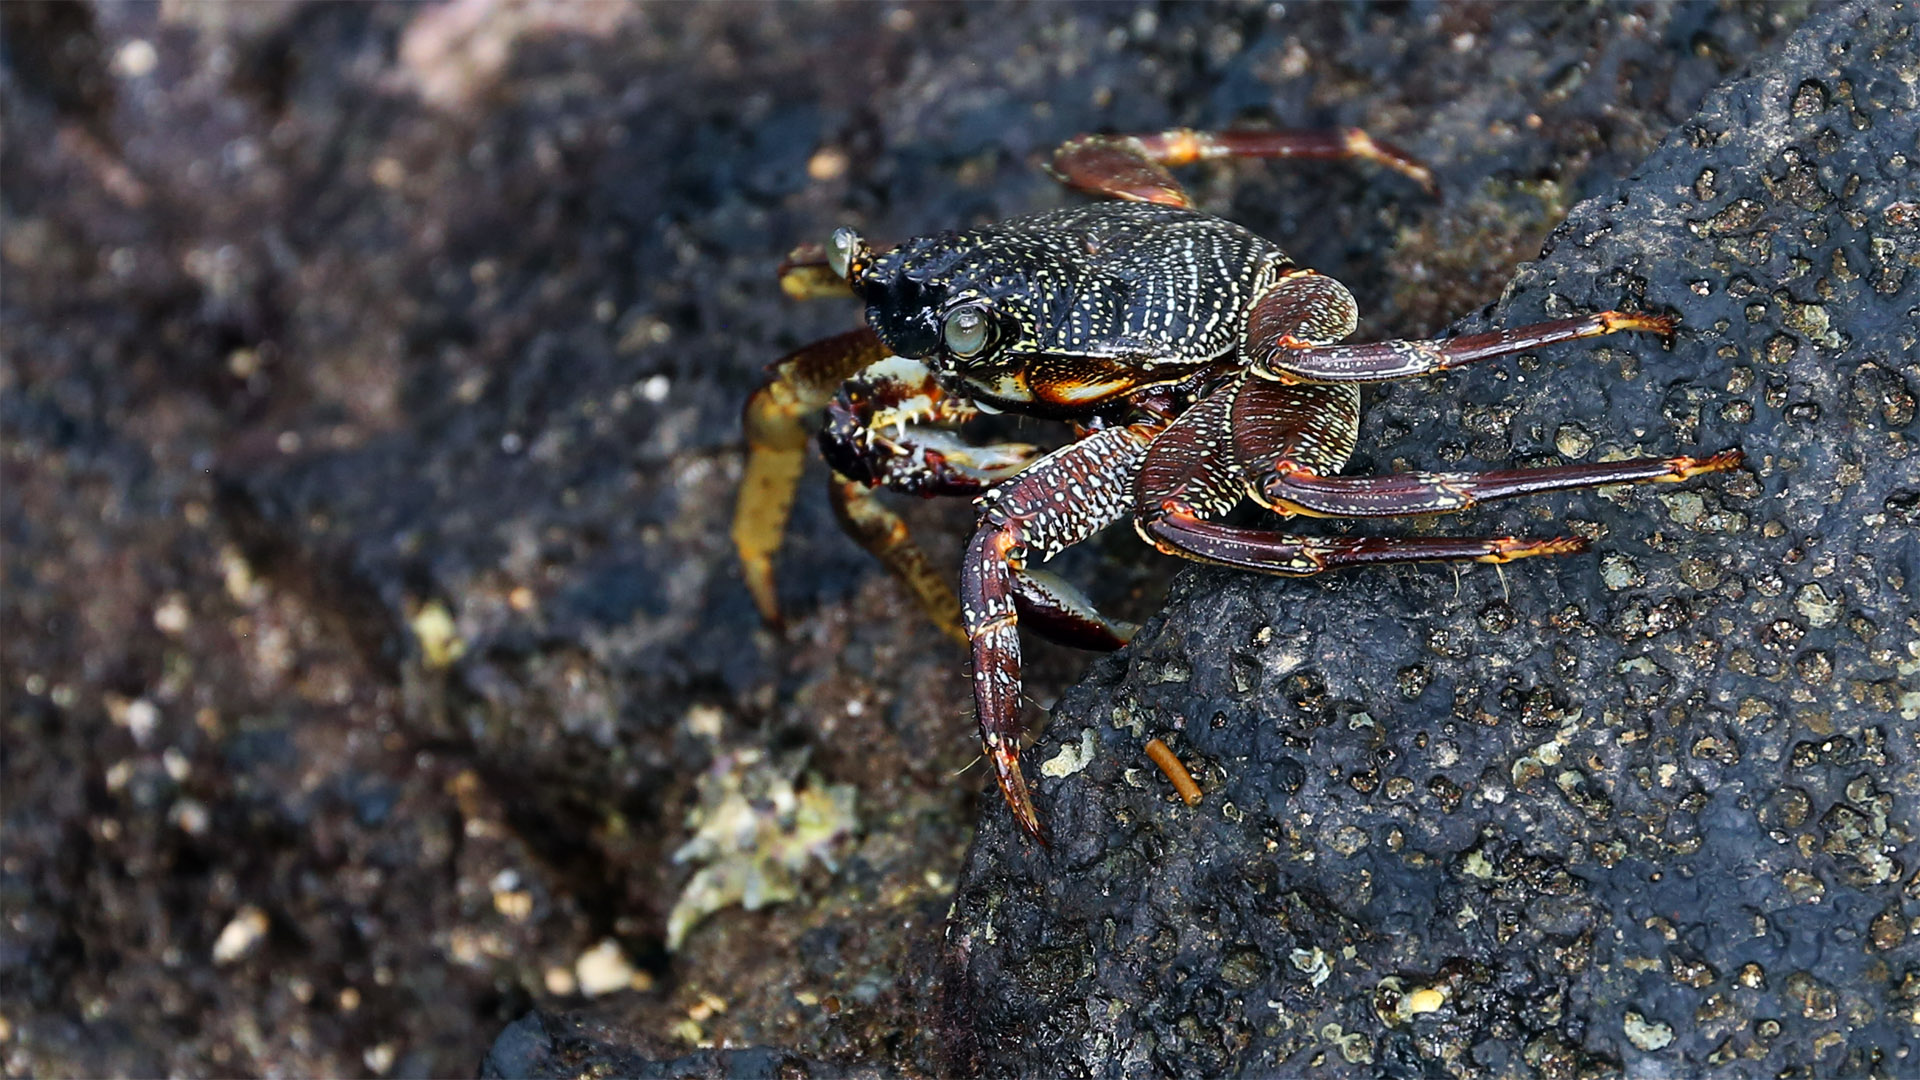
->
xmin=1049 ymin=127 xmax=1435 ymax=207
xmin=962 ymin=422 xmax=1165 ymax=842
xmin=1136 ymin=506 xmax=1588 ymax=575
xmin=1240 ymin=270 xmax=1676 ymax=384
xmin=1134 ymin=382 xmax=1583 ymax=573
xmin=1253 ymin=450 xmax=1746 ymax=517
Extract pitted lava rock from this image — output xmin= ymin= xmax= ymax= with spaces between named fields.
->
xmin=953 ymin=4 xmax=1920 ymax=1076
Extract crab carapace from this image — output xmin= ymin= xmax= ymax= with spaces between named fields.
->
xmin=733 ymin=127 xmax=1742 ymax=843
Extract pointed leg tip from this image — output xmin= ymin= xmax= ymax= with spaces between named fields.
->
xmin=1539 ymin=536 xmax=1591 ymax=558
xmin=989 ymin=745 xmax=1049 ymax=845
xmin=743 ymin=571 xmax=788 ymax=631
xmin=1340 ymin=126 xmax=1436 ymax=194
xmin=1006 ymin=785 xmax=1050 ymax=846
xmin=1018 ymin=813 xmax=1052 ymax=847
xmin=1484 ymin=535 xmax=1589 ymax=563
xmin=1604 ymin=311 xmax=1680 ymax=337
xmin=1399 ymin=160 xmax=1440 ymax=196
xmin=1666 ymin=448 xmax=1746 ymax=480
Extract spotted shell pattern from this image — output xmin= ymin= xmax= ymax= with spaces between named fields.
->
xmin=861 ymin=202 xmax=1291 ymax=371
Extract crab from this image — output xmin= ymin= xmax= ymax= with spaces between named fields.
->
xmin=733 ymin=127 xmax=1742 ymax=843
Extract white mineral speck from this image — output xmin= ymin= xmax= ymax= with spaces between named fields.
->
xmin=212 ymin=906 xmax=269 ymax=964
xmin=113 ymin=40 xmax=158 ymax=79
xmin=1040 ymin=728 xmax=1099 ymax=778
xmin=122 ymin=699 xmax=160 ymax=745
xmin=1623 ymin=1010 xmax=1674 ymax=1051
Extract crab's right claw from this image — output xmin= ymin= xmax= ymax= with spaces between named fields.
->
xmin=778 ymin=243 xmax=854 ymax=300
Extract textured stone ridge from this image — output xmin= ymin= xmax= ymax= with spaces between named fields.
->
xmin=953 ymin=3 xmax=1920 ymax=1075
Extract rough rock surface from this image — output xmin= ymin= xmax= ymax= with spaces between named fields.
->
xmin=953 ymin=4 xmax=1920 ymax=1076
xmin=478 ymin=1009 xmax=891 ymax=1080
xmin=0 ymin=1 xmax=1861 ymax=1075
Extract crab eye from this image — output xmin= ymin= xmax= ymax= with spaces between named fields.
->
xmin=827 ymin=227 xmax=861 ymax=280
xmin=942 ymin=303 xmax=993 ymax=358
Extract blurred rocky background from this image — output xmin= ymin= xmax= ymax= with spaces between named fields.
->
xmin=6 ymin=2 xmax=1912 ymax=1076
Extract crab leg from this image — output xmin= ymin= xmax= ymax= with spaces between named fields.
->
xmin=963 ymin=421 xmax=1165 ymax=842
xmin=1009 ymin=568 xmax=1137 ymax=653
xmin=1245 ymin=269 xmax=1677 ymax=384
xmin=1138 ymin=509 xmax=1588 ymax=575
xmin=1132 ymin=378 xmax=1585 ymax=575
xmin=828 ymin=476 xmax=970 ymax=644
xmin=735 ymin=327 xmax=892 ymax=627
xmin=1051 ymin=127 xmax=1434 ymax=208
xmin=1251 ymin=450 xmax=1745 ymax=517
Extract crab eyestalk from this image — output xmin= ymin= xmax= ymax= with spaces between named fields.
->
xmin=828 ymin=226 xmax=874 ymax=292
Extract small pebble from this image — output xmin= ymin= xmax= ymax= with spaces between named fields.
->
xmin=575 ymin=938 xmax=638 ymax=997
xmin=212 ymin=906 xmax=269 ymax=965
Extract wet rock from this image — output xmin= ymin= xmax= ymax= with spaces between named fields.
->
xmin=0 ymin=0 xmax=1841 ymax=1075
xmin=953 ymin=3 xmax=1920 ymax=1075
xmin=480 ymin=1010 xmax=889 ymax=1079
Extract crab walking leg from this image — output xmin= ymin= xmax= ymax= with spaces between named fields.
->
xmin=1133 ymin=375 xmax=1630 ymax=572
xmin=734 ymin=327 xmax=892 ymax=627
xmin=1126 ymin=378 xmax=1584 ymax=574
xmin=1137 ymin=507 xmax=1589 ymax=576
xmin=1252 ymin=449 xmax=1746 ymax=518
xmin=1244 ymin=269 xmax=1677 ymax=384
xmin=1009 ymin=567 xmax=1138 ymax=653
xmin=828 ymin=475 xmax=969 ymax=645
xmin=1050 ymin=127 xmax=1435 ymax=207
xmin=962 ymin=421 xmax=1165 ymax=842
